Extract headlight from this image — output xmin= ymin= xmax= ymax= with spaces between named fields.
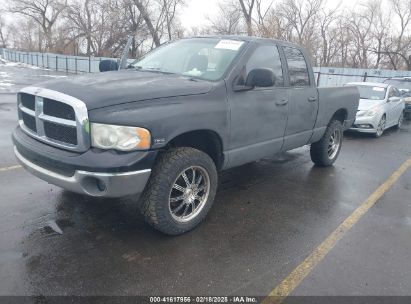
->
xmin=363 ymin=107 xmax=380 ymax=117
xmin=91 ymin=123 xmax=151 ymax=151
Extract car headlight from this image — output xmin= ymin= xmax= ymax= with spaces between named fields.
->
xmin=364 ymin=107 xmax=380 ymax=117
xmin=91 ymin=123 xmax=151 ymax=151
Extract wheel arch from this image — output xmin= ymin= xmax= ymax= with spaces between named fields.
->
xmin=166 ymin=129 xmax=224 ymax=170
xmin=331 ymin=108 xmax=348 ymax=125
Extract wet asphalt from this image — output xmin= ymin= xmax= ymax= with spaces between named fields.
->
xmin=0 ymin=62 xmax=410 ymax=298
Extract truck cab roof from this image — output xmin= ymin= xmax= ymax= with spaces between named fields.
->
xmin=188 ymin=35 xmax=303 ymax=48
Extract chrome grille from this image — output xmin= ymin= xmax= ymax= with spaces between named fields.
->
xmin=43 ymin=98 xmax=76 ymax=121
xmin=44 ymin=121 xmax=78 ymax=145
xmin=20 ymin=93 xmax=35 ymax=111
xmin=17 ymin=87 xmax=90 ymax=152
xmin=21 ymin=111 xmax=37 ymax=132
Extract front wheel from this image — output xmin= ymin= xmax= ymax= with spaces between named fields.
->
xmin=395 ymin=111 xmax=404 ymax=129
xmin=310 ymin=119 xmax=343 ymax=167
xmin=374 ymin=115 xmax=386 ymax=138
xmin=140 ymin=147 xmax=218 ymax=235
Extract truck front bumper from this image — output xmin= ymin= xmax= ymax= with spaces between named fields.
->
xmin=13 ymin=127 xmax=157 ymax=198
xmin=14 ymin=147 xmax=151 ymax=197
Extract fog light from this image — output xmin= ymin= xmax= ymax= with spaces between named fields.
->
xmin=97 ymin=179 xmax=107 ymax=192
xmin=81 ymin=177 xmax=107 ymax=196
xmin=358 ymin=124 xmax=372 ymax=129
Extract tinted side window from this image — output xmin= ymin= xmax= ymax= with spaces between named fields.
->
xmin=283 ymin=47 xmax=310 ymax=87
xmin=245 ymin=45 xmax=284 ymax=87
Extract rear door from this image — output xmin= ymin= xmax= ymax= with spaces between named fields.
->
xmin=227 ymin=44 xmax=288 ymax=168
xmin=281 ymin=46 xmax=319 ymax=151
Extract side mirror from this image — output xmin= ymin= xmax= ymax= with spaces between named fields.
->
xmin=99 ymin=60 xmax=119 ymax=72
xmin=245 ymin=68 xmax=275 ymax=88
xmin=400 ymin=89 xmax=410 ymax=97
xmin=388 ymin=96 xmax=399 ymax=102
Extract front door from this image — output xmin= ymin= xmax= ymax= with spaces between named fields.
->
xmin=227 ymin=44 xmax=288 ymax=168
xmin=387 ymin=87 xmax=403 ymax=126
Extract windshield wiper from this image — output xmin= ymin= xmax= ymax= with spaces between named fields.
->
xmin=145 ymin=67 xmax=162 ymax=71
xmin=132 ymin=66 xmax=175 ymax=75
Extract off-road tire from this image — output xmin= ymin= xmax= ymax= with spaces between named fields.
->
xmin=310 ymin=119 xmax=343 ymax=167
xmin=140 ymin=147 xmax=218 ymax=235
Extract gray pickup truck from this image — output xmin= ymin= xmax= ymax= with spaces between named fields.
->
xmin=13 ymin=36 xmax=359 ymax=235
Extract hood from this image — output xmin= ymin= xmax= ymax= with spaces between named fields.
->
xmin=33 ymin=70 xmax=214 ymax=110
xmin=358 ymin=99 xmax=385 ymax=111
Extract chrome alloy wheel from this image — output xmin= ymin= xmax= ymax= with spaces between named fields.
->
xmin=328 ymin=129 xmax=341 ymax=159
xmin=376 ymin=115 xmax=386 ymax=137
xmin=168 ymin=166 xmax=210 ymax=223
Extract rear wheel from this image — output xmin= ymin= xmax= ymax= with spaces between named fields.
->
xmin=140 ymin=147 xmax=218 ymax=235
xmin=374 ymin=115 xmax=386 ymax=138
xmin=310 ymin=119 xmax=343 ymax=167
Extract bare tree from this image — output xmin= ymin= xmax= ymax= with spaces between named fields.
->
xmin=383 ymin=0 xmax=411 ymax=70
xmin=278 ymin=0 xmax=323 ymax=46
xmin=121 ymin=0 xmax=146 ymax=57
xmin=160 ymin=0 xmax=185 ymax=41
xmin=369 ymin=0 xmax=391 ymax=68
xmin=9 ymin=0 xmax=67 ymax=51
xmin=346 ymin=1 xmax=376 ymax=68
xmin=4 ymin=0 xmax=411 ymax=71
xmin=134 ymin=0 xmax=161 ymax=47
xmin=0 ymin=14 xmax=8 ymax=48
xmin=65 ymin=0 xmax=96 ymax=55
xmin=254 ymin=0 xmax=275 ymax=37
xmin=238 ymin=0 xmax=255 ymax=36
xmin=207 ymin=0 xmax=243 ymax=35
xmin=317 ymin=3 xmax=341 ymax=66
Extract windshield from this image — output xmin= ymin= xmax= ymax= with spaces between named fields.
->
xmin=131 ymin=38 xmax=246 ymax=81
xmin=353 ymin=85 xmax=387 ymax=100
xmin=384 ymin=79 xmax=411 ymax=91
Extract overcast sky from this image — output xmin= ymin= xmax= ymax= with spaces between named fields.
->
xmin=180 ymin=0 xmax=369 ymax=30
xmin=180 ymin=0 xmax=221 ymax=29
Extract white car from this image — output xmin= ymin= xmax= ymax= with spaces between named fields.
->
xmin=346 ymin=82 xmax=405 ymax=137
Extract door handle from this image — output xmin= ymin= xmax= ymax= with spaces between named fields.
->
xmin=275 ymin=99 xmax=288 ymax=106
xmin=308 ymin=97 xmax=317 ymax=102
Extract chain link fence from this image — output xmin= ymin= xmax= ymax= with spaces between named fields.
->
xmin=1 ymin=49 xmax=117 ymax=74
xmin=2 ymin=48 xmax=411 ymax=86
xmin=313 ymin=67 xmax=411 ymax=87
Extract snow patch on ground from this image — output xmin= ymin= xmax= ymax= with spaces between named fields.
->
xmin=0 ymin=81 xmax=15 ymax=89
xmin=38 ymin=75 xmax=67 ymax=78
xmin=0 ymin=61 xmax=15 ymax=89
xmin=0 ymin=58 xmax=51 ymax=70
xmin=0 ymin=57 xmax=69 ymax=86
xmin=0 ymin=82 xmax=14 ymax=86
xmin=5 ymin=62 xmax=45 ymax=70
xmin=0 ymin=71 xmax=12 ymax=79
